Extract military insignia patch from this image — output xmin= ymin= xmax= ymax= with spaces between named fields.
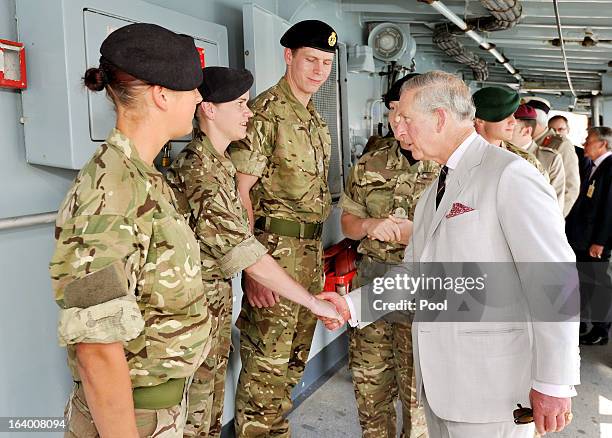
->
xmin=328 ymin=31 xmax=337 ymax=47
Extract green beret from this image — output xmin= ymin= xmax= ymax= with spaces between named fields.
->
xmin=100 ymin=23 xmax=202 ymax=91
xmin=384 ymin=73 xmax=420 ymax=109
xmin=280 ymin=20 xmax=338 ymax=53
xmin=199 ymin=67 xmax=253 ymax=103
xmin=473 ymin=87 xmax=520 ymax=122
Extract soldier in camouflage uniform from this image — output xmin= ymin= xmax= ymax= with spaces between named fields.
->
xmin=524 ymin=96 xmax=580 ymax=216
xmin=339 ymin=74 xmax=435 ymax=438
xmin=473 ymin=87 xmax=548 ymax=178
xmin=49 ymin=24 xmax=211 ymax=438
xmin=166 ymin=67 xmax=340 ymax=438
xmin=229 ymin=20 xmax=338 ymax=437
xmin=512 ymin=104 xmax=566 ymax=212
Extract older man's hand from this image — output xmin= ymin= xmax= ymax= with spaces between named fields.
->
xmin=529 ymin=389 xmax=572 ymax=435
xmin=316 ymin=291 xmax=351 ymax=330
xmin=364 ymin=217 xmax=403 ymax=242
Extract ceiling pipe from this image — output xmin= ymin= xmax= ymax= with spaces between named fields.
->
xmin=552 ymin=0 xmax=577 ymax=97
xmin=420 ymin=0 xmax=523 ymax=82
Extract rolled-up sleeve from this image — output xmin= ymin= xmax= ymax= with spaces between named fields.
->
xmin=230 ymin=116 xmax=274 ymax=177
xmin=50 ymin=214 xmax=147 ymax=345
xmin=193 ymin=182 xmax=268 ymax=278
xmin=339 ymin=162 xmax=368 ymax=218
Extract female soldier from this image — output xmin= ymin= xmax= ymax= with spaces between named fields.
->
xmin=50 ymin=23 xmax=210 ymax=437
xmin=166 ymin=66 xmax=342 ymax=437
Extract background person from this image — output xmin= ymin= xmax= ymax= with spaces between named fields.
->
xmin=524 ymin=96 xmax=580 ymax=216
xmin=566 ymin=126 xmax=612 ymax=346
xmin=50 ymin=23 xmax=210 ymax=437
xmin=472 ymin=87 xmax=547 ymax=177
xmin=512 ymin=104 xmax=566 ymax=212
xmin=339 ymin=73 xmax=436 ymax=438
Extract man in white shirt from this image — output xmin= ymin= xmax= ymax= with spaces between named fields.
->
xmin=320 ymin=71 xmax=580 ymax=438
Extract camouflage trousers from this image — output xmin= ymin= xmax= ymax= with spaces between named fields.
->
xmin=185 ymin=279 xmax=233 ymax=437
xmin=234 ymin=232 xmax=324 ymax=437
xmin=349 ymin=257 xmax=428 ymax=438
xmin=64 ymin=382 xmax=187 ymax=437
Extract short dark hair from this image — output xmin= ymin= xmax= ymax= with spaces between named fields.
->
xmin=548 ymin=115 xmax=568 ymax=126
xmin=518 ymin=118 xmax=537 ymax=134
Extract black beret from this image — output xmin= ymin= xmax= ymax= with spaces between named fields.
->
xmin=384 ymin=73 xmax=421 ymax=109
xmin=100 ymin=23 xmax=202 ymax=91
xmin=198 ymin=67 xmax=254 ymax=103
xmin=473 ymin=87 xmax=520 ymax=122
xmin=280 ymin=20 xmax=338 ymax=53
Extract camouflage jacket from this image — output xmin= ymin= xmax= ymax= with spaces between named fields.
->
xmin=229 ymin=77 xmax=332 ymax=224
xmin=534 ymin=127 xmax=580 ymax=216
xmin=166 ymin=131 xmax=268 ymax=283
xmin=50 ymin=129 xmax=211 ymax=388
xmin=502 ymin=141 xmax=549 ymax=181
xmin=339 ymin=136 xmax=439 ymax=264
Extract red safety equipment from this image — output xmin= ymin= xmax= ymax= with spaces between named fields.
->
xmin=323 ymin=238 xmax=358 ymax=295
xmin=0 ymin=39 xmax=27 ymax=89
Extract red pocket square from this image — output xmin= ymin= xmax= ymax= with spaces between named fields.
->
xmin=446 ymin=203 xmax=474 ymax=218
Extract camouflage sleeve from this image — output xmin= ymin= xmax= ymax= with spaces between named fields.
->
xmin=229 ymin=114 xmax=275 ymax=177
xmin=50 ymin=214 xmax=147 ymax=346
xmin=338 ymin=160 xmax=368 ymax=218
xmin=184 ymin=169 xmax=268 ymax=278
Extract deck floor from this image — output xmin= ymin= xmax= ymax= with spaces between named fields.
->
xmin=288 ymin=343 xmax=612 ymax=438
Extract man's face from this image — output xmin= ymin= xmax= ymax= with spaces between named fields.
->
xmin=389 ymin=101 xmax=410 ymax=150
xmin=510 ymin=120 xmax=532 ymax=146
xmin=212 ymin=90 xmax=253 ymax=142
xmin=393 ymin=89 xmax=440 ymax=160
xmin=583 ymin=131 xmax=608 ymax=160
xmin=285 ymin=47 xmax=334 ymax=96
xmin=549 ymin=118 xmax=569 ymax=136
xmin=475 ymin=115 xmax=516 ymax=143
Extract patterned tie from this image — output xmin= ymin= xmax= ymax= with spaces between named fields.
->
xmin=436 ymin=166 xmax=449 ymax=209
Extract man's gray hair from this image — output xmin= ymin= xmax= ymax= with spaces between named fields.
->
xmin=534 ymin=108 xmax=548 ymax=128
xmin=589 ymin=126 xmax=612 ymax=151
xmin=399 ymin=71 xmax=475 ymax=121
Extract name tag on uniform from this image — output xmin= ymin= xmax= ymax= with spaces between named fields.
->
xmin=587 ymin=183 xmax=595 ymax=198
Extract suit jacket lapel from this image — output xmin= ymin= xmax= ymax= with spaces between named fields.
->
xmin=589 ymin=154 xmax=612 ymax=183
xmin=425 ymin=137 xmax=485 ymax=243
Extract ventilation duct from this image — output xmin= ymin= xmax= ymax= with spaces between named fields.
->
xmin=433 ymin=28 xmax=489 ymax=80
xmin=422 ymin=0 xmax=523 ymax=81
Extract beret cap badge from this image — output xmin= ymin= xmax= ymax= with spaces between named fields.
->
xmin=328 ymin=32 xmax=337 ymax=47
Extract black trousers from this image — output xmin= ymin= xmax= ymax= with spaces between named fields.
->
xmin=575 ymin=250 xmax=612 ymax=335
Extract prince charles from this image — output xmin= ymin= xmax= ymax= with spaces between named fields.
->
xmin=321 ymin=71 xmax=580 ymax=437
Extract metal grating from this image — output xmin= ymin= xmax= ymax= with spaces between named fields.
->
xmin=312 ymin=54 xmax=344 ymax=200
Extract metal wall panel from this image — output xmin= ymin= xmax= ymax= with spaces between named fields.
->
xmin=16 ymin=0 xmax=228 ymax=169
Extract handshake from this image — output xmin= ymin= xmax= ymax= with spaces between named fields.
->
xmin=311 ymin=291 xmax=352 ymax=330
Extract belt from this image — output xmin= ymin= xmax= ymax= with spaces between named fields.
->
xmin=132 ymin=378 xmax=185 ymax=409
xmin=255 ymin=216 xmax=323 ymax=240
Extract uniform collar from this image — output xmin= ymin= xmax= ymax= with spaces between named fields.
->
xmin=277 ymin=77 xmax=320 ymax=124
xmin=192 ymin=129 xmax=236 ymax=177
xmin=106 ymin=128 xmax=160 ymax=176
xmin=534 ymin=127 xmax=554 ymax=144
